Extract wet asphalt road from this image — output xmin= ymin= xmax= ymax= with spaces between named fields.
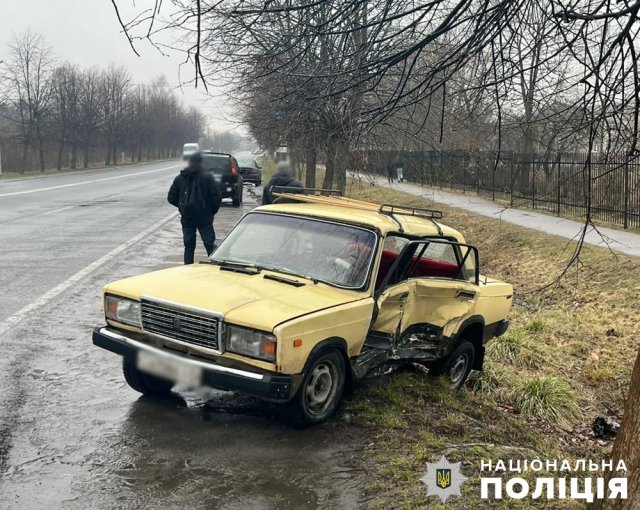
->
xmin=0 ymin=162 xmax=362 ymax=509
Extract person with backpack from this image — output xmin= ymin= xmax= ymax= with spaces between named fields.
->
xmin=262 ymin=161 xmax=303 ymax=205
xmin=168 ymin=152 xmax=222 ymax=264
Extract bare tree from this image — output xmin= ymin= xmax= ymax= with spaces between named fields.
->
xmin=1 ymin=30 xmax=55 ymax=173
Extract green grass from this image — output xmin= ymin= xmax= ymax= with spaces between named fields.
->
xmin=513 ymin=375 xmax=579 ymax=423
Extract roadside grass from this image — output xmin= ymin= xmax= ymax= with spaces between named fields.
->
xmin=342 ymin=181 xmax=638 ymax=509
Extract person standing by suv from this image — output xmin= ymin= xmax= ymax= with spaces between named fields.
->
xmin=168 ymin=153 xmax=222 ymax=264
xmin=262 ymin=161 xmax=303 ymax=205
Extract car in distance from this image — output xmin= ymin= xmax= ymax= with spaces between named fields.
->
xmin=182 ymin=142 xmax=199 ymax=160
xmin=201 ymin=151 xmax=243 ymax=207
xmin=237 ymin=159 xmax=262 ymax=185
xmin=93 ymin=191 xmax=512 ymax=425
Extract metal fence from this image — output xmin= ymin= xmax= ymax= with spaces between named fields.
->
xmin=357 ymin=149 xmax=640 ymax=229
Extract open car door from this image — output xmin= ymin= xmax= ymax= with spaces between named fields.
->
xmin=369 ymin=239 xmax=480 ymax=360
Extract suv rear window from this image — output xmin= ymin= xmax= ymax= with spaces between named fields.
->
xmin=202 ymin=155 xmax=231 ymax=173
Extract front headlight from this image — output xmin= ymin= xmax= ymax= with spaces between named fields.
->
xmin=105 ymin=295 xmax=141 ymax=327
xmin=226 ymin=325 xmax=276 ymax=362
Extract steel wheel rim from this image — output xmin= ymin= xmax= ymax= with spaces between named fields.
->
xmin=305 ymin=361 xmax=338 ymax=415
xmin=449 ymin=354 xmax=469 ymax=385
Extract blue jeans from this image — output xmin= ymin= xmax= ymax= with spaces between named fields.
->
xmin=182 ymin=217 xmax=215 ymax=265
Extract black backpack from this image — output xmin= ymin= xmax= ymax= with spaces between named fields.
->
xmin=178 ymin=174 xmax=208 ymax=218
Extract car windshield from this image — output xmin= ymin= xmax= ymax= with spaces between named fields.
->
xmin=237 ymin=160 xmax=254 ymax=168
xmin=183 ymin=144 xmax=198 ymax=151
xmin=211 ymin=213 xmax=377 ymax=288
xmin=202 ymin=155 xmax=229 ymax=173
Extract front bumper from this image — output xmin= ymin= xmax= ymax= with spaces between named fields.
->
xmin=93 ymin=326 xmax=296 ymax=401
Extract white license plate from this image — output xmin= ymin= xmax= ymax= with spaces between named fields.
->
xmin=137 ymin=350 xmax=202 ymax=387
xmin=213 ymin=174 xmax=222 ymax=182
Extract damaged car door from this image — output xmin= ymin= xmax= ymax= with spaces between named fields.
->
xmin=370 ymin=239 xmax=480 ymax=361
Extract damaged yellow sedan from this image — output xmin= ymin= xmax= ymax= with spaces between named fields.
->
xmin=93 ymin=191 xmax=512 ymax=425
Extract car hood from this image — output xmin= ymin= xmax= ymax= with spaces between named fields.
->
xmin=104 ymin=264 xmax=362 ymax=331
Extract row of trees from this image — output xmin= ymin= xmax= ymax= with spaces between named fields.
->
xmin=112 ymin=1 xmax=639 ymax=194
xmin=0 ymin=31 xmax=204 ymax=173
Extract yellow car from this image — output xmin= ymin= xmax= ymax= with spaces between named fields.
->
xmin=93 ymin=192 xmax=513 ymax=425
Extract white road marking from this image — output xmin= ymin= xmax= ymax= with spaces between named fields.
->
xmin=0 ymin=165 xmax=180 ymax=198
xmin=0 ymin=210 xmax=179 ymax=338
xmin=42 ymin=205 xmax=75 ymax=216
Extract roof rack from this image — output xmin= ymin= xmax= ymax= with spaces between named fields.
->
xmin=379 ymin=204 xmax=443 ymax=219
xmin=272 ymin=186 xmax=343 ymax=197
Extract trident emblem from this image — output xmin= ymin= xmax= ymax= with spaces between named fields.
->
xmin=436 ymin=469 xmax=452 ymax=489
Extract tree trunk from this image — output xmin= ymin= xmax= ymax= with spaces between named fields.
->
xmin=335 ymin=139 xmax=349 ymax=193
xmin=322 ymin=140 xmax=337 ymax=189
xmin=594 ymin=348 xmax=640 ymax=509
xmin=305 ymin=146 xmax=317 ymax=188
xmin=70 ymin=144 xmax=77 ymax=169
xmin=21 ymin=139 xmax=30 ymax=174
xmin=83 ymin=143 xmax=90 ymax=169
xmin=37 ymin=134 xmax=45 ymax=173
xmin=57 ymin=138 xmax=65 ymax=170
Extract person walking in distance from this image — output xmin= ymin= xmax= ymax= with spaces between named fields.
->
xmin=386 ymin=159 xmax=395 ymax=183
xmin=393 ymin=153 xmax=404 ymax=182
xmin=168 ymin=152 xmax=222 ymax=264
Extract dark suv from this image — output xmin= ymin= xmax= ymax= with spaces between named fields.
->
xmin=201 ymin=151 xmax=244 ymax=207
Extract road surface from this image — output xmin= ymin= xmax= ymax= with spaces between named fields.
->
xmin=0 ymin=161 xmax=362 ymax=509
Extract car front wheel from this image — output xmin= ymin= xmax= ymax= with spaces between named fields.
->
xmin=284 ymin=349 xmax=345 ymax=426
xmin=122 ymin=358 xmax=174 ymax=396
xmin=429 ymin=341 xmax=475 ymax=389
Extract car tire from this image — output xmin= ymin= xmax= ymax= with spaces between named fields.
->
xmin=429 ymin=341 xmax=475 ymax=389
xmin=232 ymin=188 xmax=242 ymax=207
xmin=122 ymin=358 xmax=174 ymax=396
xmin=283 ymin=349 xmax=345 ymax=427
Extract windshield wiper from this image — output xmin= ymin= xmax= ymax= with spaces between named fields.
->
xmin=263 ymin=274 xmax=306 ymax=287
xmin=200 ymin=259 xmax=261 ymax=275
xmin=260 ymin=266 xmax=319 ymax=285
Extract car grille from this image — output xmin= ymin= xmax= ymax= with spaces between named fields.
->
xmin=141 ymin=299 xmax=221 ymax=351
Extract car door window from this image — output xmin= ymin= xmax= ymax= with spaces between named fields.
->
xmin=408 ymin=242 xmax=459 ymax=279
xmin=376 ymin=235 xmax=411 ymax=289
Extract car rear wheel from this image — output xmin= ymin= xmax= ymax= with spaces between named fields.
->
xmin=429 ymin=341 xmax=475 ymax=389
xmin=232 ymin=187 xmax=242 ymax=207
xmin=284 ymin=349 xmax=345 ymax=426
xmin=122 ymin=358 xmax=174 ymax=396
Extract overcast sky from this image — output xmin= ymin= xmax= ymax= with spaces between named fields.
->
xmin=0 ymin=0 xmax=237 ymax=132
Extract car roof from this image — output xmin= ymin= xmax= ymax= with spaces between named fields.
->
xmin=254 ymin=195 xmax=465 ymax=240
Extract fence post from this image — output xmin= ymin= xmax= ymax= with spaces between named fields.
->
xmin=492 ymin=157 xmax=496 ymax=201
xmin=556 ymin=153 xmax=561 ymax=216
xmin=532 ymin=154 xmax=536 ymax=209
xmin=510 ymin=153 xmax=514 ymax=207
xmin=624 ymin=159 xmax=629 ymax=229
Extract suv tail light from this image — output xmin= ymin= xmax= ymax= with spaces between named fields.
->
xmin=231 ymin=165 xmax=238 ymax=175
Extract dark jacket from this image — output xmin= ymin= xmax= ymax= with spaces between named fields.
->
xmin=262 ymin=174 xmax=303 ymax=205
xmin=168 ymin=167 xmax=222 ymax=220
